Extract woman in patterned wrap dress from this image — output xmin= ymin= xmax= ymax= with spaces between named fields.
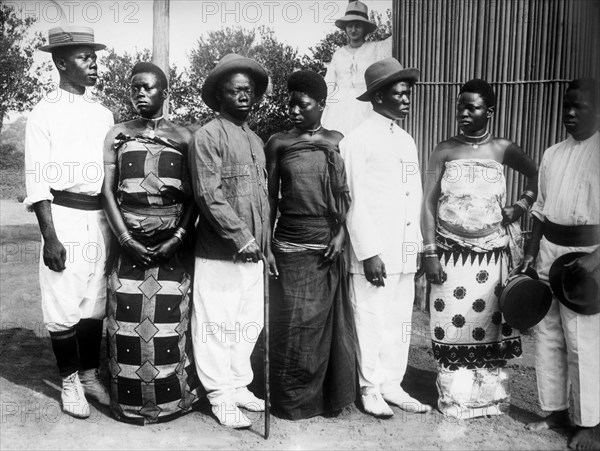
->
xmin=101 ymin=62 xmax=201 ymax=424
xmin=421 ymin=79 xmax=538 ymax=420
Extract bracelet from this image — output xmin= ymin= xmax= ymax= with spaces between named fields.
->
xmin=424 ymin=254 xmax=439 ymax=258
xmin=422 ymin=243 xmax=437 ymax=253
xmin=173 ymin=227 xmax=187 ymax=244
xmin=118 ymin=231 xmax=133 ymax=246
xmin=521 ymin=190 xmax=536 ymax=204
xmin=515 ymin=199 xmax=529 ymax=212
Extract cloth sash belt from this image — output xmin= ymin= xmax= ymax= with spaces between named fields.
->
xmin=50 ymin=189 xmax=101 ymax=211
xmin=275 ymin=215 xmax=337 ymax=245
xmin=544 ymin=220 xmax=600 ymax=247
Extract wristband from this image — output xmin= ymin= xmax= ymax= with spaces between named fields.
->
xmin=422 ymin=243 xmax=437 ymax=253
xmin=173 ymin=227 xmax=187 ymax=244
xmin=118 ymin=231 xmax=133 ymax=246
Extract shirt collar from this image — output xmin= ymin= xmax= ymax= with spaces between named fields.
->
xmin=369 ymin=110 xmax=405 ymax=134
xmin=567 ymin=130 xmax=599 ymax=146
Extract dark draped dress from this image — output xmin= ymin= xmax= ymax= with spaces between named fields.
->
xmin=107 ymin=134 xmax=201 ymax=424
xmin=270 ymin=138 xmax=356 ymax=420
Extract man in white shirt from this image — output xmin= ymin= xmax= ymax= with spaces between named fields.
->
xmin=24 ymin=26 xmax=114 ymax=419
xmin=523 ymin=78 xmax=600 ymax=450
xmin=340 ymin=58 xmax=431 ymax=417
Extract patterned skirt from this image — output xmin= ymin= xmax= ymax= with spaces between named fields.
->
xmin=430 ymin=245 xmax=522 ymax=419
xmin=107 ymin=253 xmax=201 ymax=424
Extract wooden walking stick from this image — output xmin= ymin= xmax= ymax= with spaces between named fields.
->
xmin=262 ymin=255 xmax=271 ymax=439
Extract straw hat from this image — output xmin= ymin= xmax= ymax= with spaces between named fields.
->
xmin=201 ymin=53 xmax=269 ymax=112
xmin=357 ymin=58 xmax=420 ymax=101
xmin=39 ymin=26 xmax=106 ymax=53
xmin=499 ymin=266 xmax=552 ymax=330
xmin=549 ymin=252 xmax=600 ymax=315
xmin=335 ymin=1 xmax=377 ymax=35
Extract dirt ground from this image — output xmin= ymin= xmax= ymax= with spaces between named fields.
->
xmin=0 ymin=199 xmax=580 ymax=450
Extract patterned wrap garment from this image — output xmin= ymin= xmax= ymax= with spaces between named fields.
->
xmin=107 ymin=134 xmax=201 ymax=424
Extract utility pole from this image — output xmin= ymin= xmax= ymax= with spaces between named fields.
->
xmin=153 ymin=0 xmax=170 ymax=116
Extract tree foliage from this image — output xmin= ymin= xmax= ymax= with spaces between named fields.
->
xmin=0 ymin=4 xmax=51 ymax=134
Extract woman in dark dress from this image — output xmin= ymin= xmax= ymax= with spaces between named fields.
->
xmin=101 ymin=62 xmax=201 ymax=424
xmin=265 ymin=70 xmax=356 ymax=420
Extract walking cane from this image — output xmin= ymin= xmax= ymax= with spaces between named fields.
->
xmin=262 ymin=255 xmax=271 ymax=439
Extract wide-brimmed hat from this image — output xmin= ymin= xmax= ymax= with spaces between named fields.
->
xmin=357 ymin=58 xmax=420 ymax=101
xmin=335 ymin=1 xmax=377 ymax=35
xmin=499 ymin=267 xmax=552 ymax=330
xmin=39 ymin=26 xmax=106 ymax=53
xmin=201 ymin=53 xmax=269 ymax=112
xmin=549 ymin=252 xmax=600 ymax=315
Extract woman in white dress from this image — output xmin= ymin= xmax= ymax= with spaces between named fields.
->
xmin=322 ymin=1 xmax=392 ymax=136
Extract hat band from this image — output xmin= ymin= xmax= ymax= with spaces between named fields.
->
xmin=49 ymin=31 xmax=94 ymax=45
xmin=342 ymin=10 xmax=369 ymax=20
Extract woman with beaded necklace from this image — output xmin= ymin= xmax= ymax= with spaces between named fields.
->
xmin=101 ymin=62 xmax=201 ymax=424
xmin=265 ymin=70 xmax=356 ymax=420
xmin=421 ymin=79 xmax=538 ymax=419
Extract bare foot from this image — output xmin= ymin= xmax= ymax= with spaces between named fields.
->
xmin=526 ymin=410 xmax=570 ymax=431
xmin=569 ymin=427 xmax=600 ymax=450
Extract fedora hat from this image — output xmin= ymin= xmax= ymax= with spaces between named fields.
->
xmin=357 ymin=58 xmax=420 ymax=102
xmin=201 ymin=53 xmax=269 ymax=112
xmin=549 ymin=252 xmax=600 ymax=315
xmin=39 ymin=26 xmax=106 ymax=53
xmin=499 ymin=266 xmax=552 ymax=330
xmin=335 ymin=1 xmax=377 ymax=35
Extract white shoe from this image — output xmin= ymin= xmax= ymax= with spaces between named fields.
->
xmin=79 ymin=369 xmax=110 ymax=406
xmin=361 ymin=389 xmax=394 ymax=418
xmin=61 ymin=372 xmax=90 ymax=419
xmin=211 ymin=400 xmax=252 ymax=429
xmin=382 ymin=390 xmax=432 ymax=413
xmin=233 ymin=387 xmax=265 ymax=412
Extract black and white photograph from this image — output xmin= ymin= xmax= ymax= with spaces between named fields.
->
xmin=1 ymin=0 xmax=599 ymax=449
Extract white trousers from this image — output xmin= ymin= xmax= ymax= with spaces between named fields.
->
xmin=191 ymin=258 xmax=264 ymax=403
xmin=534 ymin=237 xmax=600 ymax=427
xmin=40 ymin=204 xmax=109 ymax=332
xmin=349 ymin=272 xmax=415 ymax=395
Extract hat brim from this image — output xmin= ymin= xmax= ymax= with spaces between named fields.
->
xmin=500 ymin=274 xmax=552 ymax=330
xmin=335 ymin=15 xmax=377 ymax=35
xmin=39 ymin=42 xmax=107 ymax=53
xmin=201 ymin=57 xmax=269 ymax=112
xmin=356 ymin=68 xmax=421 ymax=102
xmin=549 ymin=251 xmax=600 ymax=315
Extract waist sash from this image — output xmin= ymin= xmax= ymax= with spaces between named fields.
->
xmin=544 ymin=220 xmax=600 ymax=247
xmin=50 ymin=189 xmax=101 ymax=211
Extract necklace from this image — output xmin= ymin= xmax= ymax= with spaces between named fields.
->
xmin=299 ymin=124 xmax=322 ymax=136
xmin=458 ymin=130 xmax=491 ymax=149
xmin=141 ymin=115 xmax=164 ymax=138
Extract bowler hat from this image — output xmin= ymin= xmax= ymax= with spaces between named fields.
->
xmin=201 ymin=53 xmax=269 ymax=112
xmin=357 ymin=58 xmax=420 ymax=102
xmin=39 ymin=26 xmax=106 ymax=53
xmin=335 ymin=1 xmax=377 ymax=35
xmin=499 ymin=266 xmax=552 ymax=330
xmin=549 ymin=252 xmax=600 ymax=315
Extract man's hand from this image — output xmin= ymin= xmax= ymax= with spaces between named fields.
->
xmin=237 ymin=240 xmax=262 ymax=263
xmin=43 ymin=238 xmax=67 ymax=272
xmin=501 ymin=204 xmax=525 ymax=226
xmin=364 ymin=255 xmax=386 ymax=287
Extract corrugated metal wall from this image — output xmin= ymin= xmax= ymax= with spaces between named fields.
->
xmin=392 ymin=0 xmax=599 ymax=229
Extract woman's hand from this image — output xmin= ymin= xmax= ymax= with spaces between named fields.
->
xmin=424 ymin=255 xmax=446 ymax=285
xmin=267 ymin=251 xmax=279 ymax=277
xmin=323 ymin=234 xmax=344 ymax=263
xmin=147 ymin=237 xmax=180 ymax=264
xmin=518 ymin=254 xmax=536 ymax=273
xmin=122 ymin=238 xmax=155 ymax=268
xmin=501 ymin=204 xmax=525 ymax=226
